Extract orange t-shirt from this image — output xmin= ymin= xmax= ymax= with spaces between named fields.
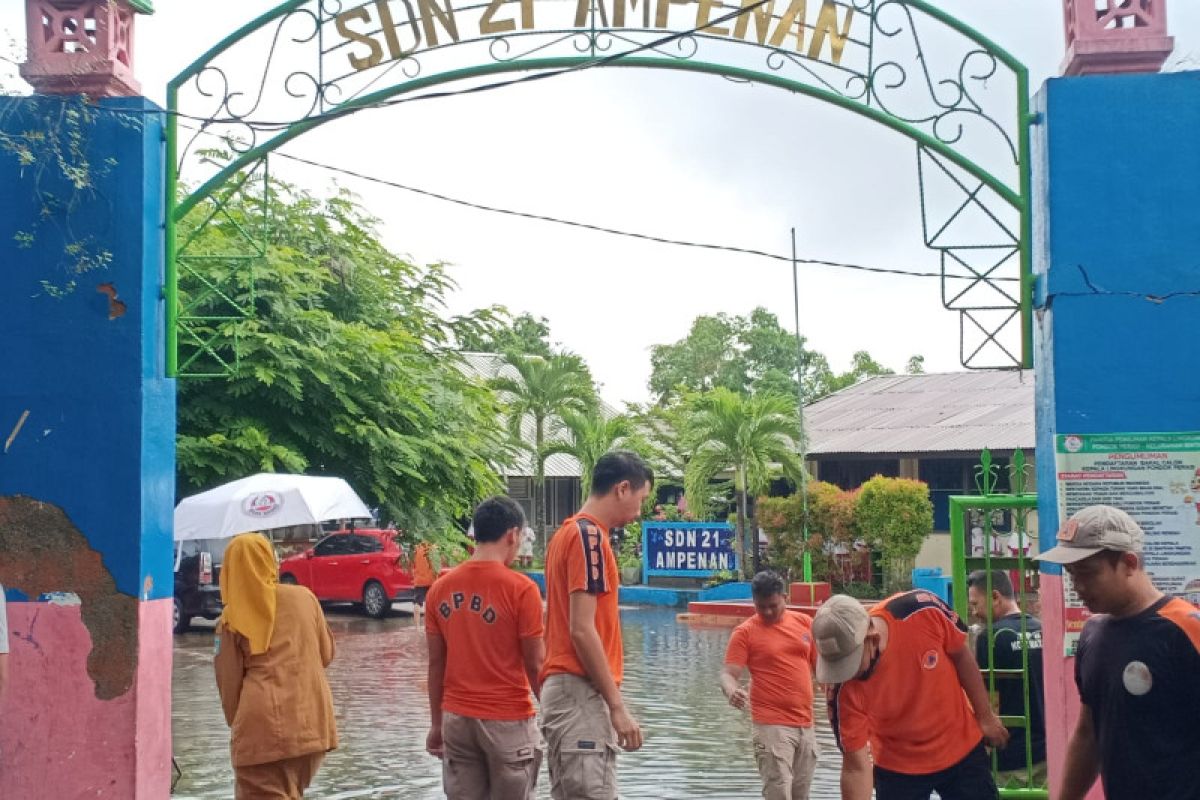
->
xmin=725 ymin=610 xmax=817 ymax=727
xmin=540 ymin=513 xmax=622 ymax=684
xmin=425 ymin=560 xmax=544 ymax=720
xmin=413 ymin=542 xmax=435 ymax=587
xmin=828 ymin=590 xmax=980 ymax=775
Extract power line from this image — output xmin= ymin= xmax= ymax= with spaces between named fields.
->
xmin=266 ymin=146 xmax=976 ymax=280
xmin=179 ymin=117 xmax=1018 ymax=281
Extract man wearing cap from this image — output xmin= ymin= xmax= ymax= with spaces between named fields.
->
xmin=1037 ymin=504 xmax=1200 ymax=800
xmin=720 ymin=571 xmax=819 ymax=800
xmin=813 ymin=590 xmax=1008 ymax=800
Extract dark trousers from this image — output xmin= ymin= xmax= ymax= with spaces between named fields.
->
xmin=873 ymin=743 xmax=999 ymax=800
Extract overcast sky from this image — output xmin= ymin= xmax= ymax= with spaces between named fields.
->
xmin=3 ymin=2 xmax=1198 ymax=406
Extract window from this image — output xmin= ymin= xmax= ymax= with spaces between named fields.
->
xmin=349 ymin=535 xmax=383 ymax=554
xmin=819 ymin=459 xmax=901 ymax=490
xmin=314 ymin=535 xmax=352 ymax=557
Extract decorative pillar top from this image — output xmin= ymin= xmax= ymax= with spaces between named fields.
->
xmin=20 ymin=0 xmax=155 ymax=97
xmin=1062 ymin=0 xmax=1175 ymax=76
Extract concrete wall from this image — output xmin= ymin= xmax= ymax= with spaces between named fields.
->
xmin=916 ymin=532 xmax=953 ymax=574
xmin=1033 ymin=71 xmax=1200 ymax=799
xmin=0 ymin=96 xmax=174 ymax=797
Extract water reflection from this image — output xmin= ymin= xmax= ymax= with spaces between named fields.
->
xmin=172 ymin=606 xmax=843 ymax=798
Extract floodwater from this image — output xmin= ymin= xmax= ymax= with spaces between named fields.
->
xmin=171 ymin=606 xmax=844 ymax=798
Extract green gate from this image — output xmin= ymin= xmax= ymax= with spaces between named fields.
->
xmin=166 ymin=0 xmax=1034 ymax=377
xmin=949 ymin=448 xmax=1045 ymax=799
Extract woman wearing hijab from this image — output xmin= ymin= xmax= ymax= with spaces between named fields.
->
xmin=214 ymin=533 xmax=338 ymax=798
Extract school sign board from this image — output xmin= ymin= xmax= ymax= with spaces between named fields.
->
xmin=642 ymin=521 xmax=737 ymax=583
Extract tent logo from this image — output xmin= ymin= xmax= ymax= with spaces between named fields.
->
xmin=243 ymin=492 xmax=283 ymax=517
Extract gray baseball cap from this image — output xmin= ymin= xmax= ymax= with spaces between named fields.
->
xmin=812 ymin=594 xmax=871 ymax=684
xmin=1035 ymin=504 xmax=1144 ymax=565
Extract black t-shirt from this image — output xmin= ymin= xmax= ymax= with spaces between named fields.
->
xmin=1075 ymin=596 xmax=1200 ymax=800
xmin=974 ymin=612 xmax=1045 ymax=771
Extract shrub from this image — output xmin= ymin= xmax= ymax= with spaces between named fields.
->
xmin=855 ymin=476 xmax=933 ymax=592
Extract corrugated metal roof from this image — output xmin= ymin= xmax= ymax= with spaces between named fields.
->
xmin=804 ymin=371 xmax=1034 ymax=455
xmin=457 ymin=352 xmax=619 ymax=478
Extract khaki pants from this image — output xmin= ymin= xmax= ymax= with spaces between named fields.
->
xmin=443 ymin=711 xmax=542 ymax=800
xmin=541 ymin=674 xmax=619 ymax=800
xmin=234 ymin=752 xmax=325 ymax=799
xmin=752 ymin=723 xmax=819 ymax=800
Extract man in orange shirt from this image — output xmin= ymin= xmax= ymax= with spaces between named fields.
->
xmin=720 ymin=571 xmax=819 ymax=800
xmin=424 ymin=496 xmax=545 ymax=799
xmin=411 ymin=539 xmax=436 ymax=623
xmin=541 ymin=450 xmax=653 ymax=800
xmin=813 ymin=591 xmax=1008 ymax=800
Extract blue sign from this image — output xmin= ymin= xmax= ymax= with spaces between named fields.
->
xmin=642 ymin=522 xmax=737 ymax=581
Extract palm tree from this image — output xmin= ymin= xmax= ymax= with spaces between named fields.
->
xmin=490 ymin=352 xmax=597 ymax=539
xmin=544 ymin=409 xmax=633 ymax=502
xmin=684 ymin=388 xmax=805 ymax=576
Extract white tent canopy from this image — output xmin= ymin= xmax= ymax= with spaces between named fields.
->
xmin=174 ymin=473 xmax=372 ymax=542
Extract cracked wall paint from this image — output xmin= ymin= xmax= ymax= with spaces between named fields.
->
xmin=0 ymin=495 xmax=138 ymax=700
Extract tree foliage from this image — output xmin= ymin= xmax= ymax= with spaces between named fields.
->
xmin=682 ymin=389 xmax=804 ymax=575
xmin=457 ymin=310 xmax=553 ymax=357
xmin=490 ymin=352 xmax=597 ymax=534
xmin=855 ymin=476 xmax=934 ymax=591
xmin=648 ymin=308 xmax=910 ymax=403
xmin=544 ymin=409 xmax=634 ymax=501
xmin=175 ymin=178 xmax=512 ymax=537
xmin=759 ymin=481 xmax=859 ymax=583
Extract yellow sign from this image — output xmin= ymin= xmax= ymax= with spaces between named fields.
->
xmin=334 ymin=0 xmax=856 ymax=71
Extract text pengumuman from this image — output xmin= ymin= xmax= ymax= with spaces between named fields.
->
xmin=335 ymin=0 xmax=856 ymax=71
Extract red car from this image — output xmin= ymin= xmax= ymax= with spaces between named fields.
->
xmin=279 ymin=529 xmax=415 ymax=618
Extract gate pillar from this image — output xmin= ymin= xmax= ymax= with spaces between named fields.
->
xmin=1033 ymin=71 xmax=1200 ymax=797
xmin=0 ymin=93 xmax=174 ymax=797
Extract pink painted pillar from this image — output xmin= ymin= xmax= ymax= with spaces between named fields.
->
xmin=1061 ymin=0 xmax=1174 ymax=76
xmin=2 ymin=1 xmax=172 ymax=796
xmin=1039 ymin=574 xmax=1102 ymax=800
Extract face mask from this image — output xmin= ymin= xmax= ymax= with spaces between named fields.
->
xmin=858 ymin=646 xmax=883 ymax=681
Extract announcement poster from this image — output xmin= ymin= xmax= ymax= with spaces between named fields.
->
xmin=1055 ymin=431 xmax=1200 ymax=655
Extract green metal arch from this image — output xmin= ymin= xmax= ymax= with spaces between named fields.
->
xmin=166 ymin=0 xmax=1033 ymax=376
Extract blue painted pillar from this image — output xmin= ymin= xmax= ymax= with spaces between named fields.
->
xmin=0 ymin=96 xmax=174 ymax=797
xmin=1033 ymin=72 xmax=1200 ymax=797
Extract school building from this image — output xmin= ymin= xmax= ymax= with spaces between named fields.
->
xmin=804 ymin=371 xmax=1037 ymax=575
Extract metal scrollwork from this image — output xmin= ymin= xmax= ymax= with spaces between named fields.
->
xmin=168 ymin=0 xmax=1031 ymax=377
xmin=869 ymin=1 xmax=1018 ymax=167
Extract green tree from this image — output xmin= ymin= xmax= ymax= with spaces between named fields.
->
xmin=457 ymin=310 xmax=553 ymax=357
xmin=906 ymin=354 xmax=926 ymax=374
xmin=490 ymin=352 xmax=597 ymax=537
xmin=648 ymin=307 xmax=852 ymax=404
xmin=683 ymin=389 xmax=804 ymax=576
xmin=626 ymin=395 xmax=696 ymax=495
xmin=855 ymin=476 xmax=934 ymax=592
xmin=827 ymin=350 xmax=896 ymax=393
xmin=175 ymin=178 xmax=511 ymax=536
xmin=544 ymin=409 xmax=634 ymax=501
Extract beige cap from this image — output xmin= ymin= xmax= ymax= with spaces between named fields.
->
xmin=812 ymin=594 xmax=871 ymax=684
xmin=1035 ymin=504 xmax=1144 ymax=565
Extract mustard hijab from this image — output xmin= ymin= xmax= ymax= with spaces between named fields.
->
xmin=219 ymin=533 xmax=278 ymax=655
